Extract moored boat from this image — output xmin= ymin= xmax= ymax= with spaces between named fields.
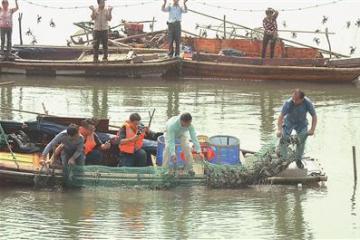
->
xmin=0 ymin=45 xmax=178 ymax=78
xmin=0 ymin=116 xmax=327 ymax=188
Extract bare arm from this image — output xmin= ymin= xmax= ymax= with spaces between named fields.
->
xmin=12 ymin=0 xmax=19 ymax=13
xmin=162 ymin=0 xmax=168 ymax=12
xmin=273 ymin=9 xmax=279 ymax=20
xmin=183 ymin=0 xmax=188 ymax=12
xmin=308 ymin=115 xmax=317 ymax=135
xmin=90 ymin=6 xmax=96 ymax=20
xmin=276 ymin=113 xmax=285 ymax=137
xmin=277 ymin=113 xmax=284 ymax=131
xmin=107 ymin=7 xmax=112 ymax=21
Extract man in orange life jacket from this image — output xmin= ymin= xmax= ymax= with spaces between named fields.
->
xmin=117 ymin=113 xmax=148 ymax=167
xmin=79 ymin=119 xmax=111 ymax=165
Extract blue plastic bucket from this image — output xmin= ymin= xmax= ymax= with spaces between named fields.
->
xmin=208 ymin=135 xmax=240 ymax=165
xmin=156 ymin=135 xmax=187 ymax=167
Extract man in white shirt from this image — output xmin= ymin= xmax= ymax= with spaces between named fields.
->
xmin=162 ymin=0 xmax=188 ymax=58
xmin=89 ymin=0 xmax=112 ymax=62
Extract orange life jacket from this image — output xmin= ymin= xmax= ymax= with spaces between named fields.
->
xmin=79 ymin=126 xmax=97 ymax=155
xmin=119 ymin=121 xmax=144 ymax=154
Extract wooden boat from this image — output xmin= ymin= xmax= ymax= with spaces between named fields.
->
xmin=0 ymin=45 xmax=178 ymax=78
xmin=182 ymin=38 xmax=360 ymax=83
xmin=0 ymin=116 xmax=327 ymax=188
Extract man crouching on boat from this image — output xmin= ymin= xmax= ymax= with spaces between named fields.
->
xmin=41 ymin=124 xmax=85 ymax=167
xmin=163 ymin=113 xmax=202 ymax=175
xmin=79 ymin=119 xmax=111 ymax=165
xmin=117 ymin=113 xmax=148 ymax=167
xmin=276 ymin=89 xmax=317 ymax=169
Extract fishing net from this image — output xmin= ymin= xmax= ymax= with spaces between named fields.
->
xmin=67 ymin=165 xmax=194 ymax=190
xmin=204 ymin=137 xmax=298 ymax=188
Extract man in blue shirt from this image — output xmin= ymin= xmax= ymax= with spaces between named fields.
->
xmin=163 ymin=113 xmax=202 ymax=174
xmin=162 ymin=0 xmax=188 ymax=57
xmin=276 ymin=89 xmax=317 ymax=169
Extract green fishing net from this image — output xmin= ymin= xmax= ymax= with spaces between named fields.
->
xmin=32 ymin=137 xmax=300 ymax=190
xmin=204 ymin=137 xmax=298 ymax=188
xmin=67 ymin=165 xmax=200 ymax=190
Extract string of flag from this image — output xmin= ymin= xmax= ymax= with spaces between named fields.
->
xmin=20 ymin=0 xmax=158 ymax=10
xmin=192 ymin=0 xmax=345 ymax=13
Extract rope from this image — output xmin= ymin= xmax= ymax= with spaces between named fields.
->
xmin=0 ymin=123 xmax=19 ymax=170
xmin=20 ymin=0 xmax=158 ymax=10
xmin=192 ymin=0 xmax=345 ymax=13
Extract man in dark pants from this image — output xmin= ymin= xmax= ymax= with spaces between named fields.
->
xmin=261 ymin=7 xmax=278 ymax=59
xmin=162 ymin=0 xmax=188 ymax=58
xmin=89 ymin=0 xmax=112 ymax=62
xmin=0 ymin=0 xmax=18 ymax=60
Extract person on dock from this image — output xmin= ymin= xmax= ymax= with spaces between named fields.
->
xmin=162 ymin=113 xmax=202 ymax=174
xmin=41 ymin=124 xmax=85 ymax=167
xmin=0 ymin=0 xmax=18 ymax=60
xmin=261 ymin=7 xmax=278 ymax=59
xmin=79 ymin=119 xmax=111 ymax=165
xmin=89 ymin=0 xmax=113 ymax=62
xmin=117 ymin=113 xmax=148 ymax=167
xmin=276 ymin=89 xmax=317 ymax=169
xmin=162 ymin=0 xmax=188 ymax=58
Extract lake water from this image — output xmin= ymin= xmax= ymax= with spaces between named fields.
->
xmin=0 ymin=75 xmax=359 ymax=239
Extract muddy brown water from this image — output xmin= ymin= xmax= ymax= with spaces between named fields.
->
xmin=0 ymin=75 xmax=359 ymax=239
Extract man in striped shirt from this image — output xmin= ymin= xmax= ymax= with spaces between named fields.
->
xmin=261 ymin=8 xmax=278 ymax=59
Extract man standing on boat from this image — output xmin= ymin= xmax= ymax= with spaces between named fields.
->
xmin=41 ymin=124 xmax=85 ymax=167
xmin=261 ymin=7 xmax=278 ymax=59
xmin=89 ymin=0 xmax=113 ymax=62
xmin=163 ymin=113 xmax=202 ymax=175
xmin=162 ymin=0 xmax=188 ymax=58
xmin=276 ymin=89 xmax=317 ymax=169
xmin=79 ymin=119 xmax=111 ymax=165
xmin=0 ymin=0 xmax=18 ymax=61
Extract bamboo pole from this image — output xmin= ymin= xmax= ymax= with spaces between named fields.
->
xmin=0 ymin=106 xmax=124 ymax=130
xmin=18 ymin=13 xmax=23 ymax=45
xmin=188 ymin=9 xmax=349 ymax=58
xmin=223 ymin=15 xmax=226 ymax=39
xmin=325 ymin=28 xmax=332 ymax=59
xmin=182 ymin=29 xmax=201 ymax=37
xmin=196 ymin=25 xmax=335 ymax=35
xmin=0 ymin=81 xmax=15 ymax=86
xmin=353 ymin=146 xmax=358 ymax=183
xmin=114 ymin=30 xmax=167 ymax=43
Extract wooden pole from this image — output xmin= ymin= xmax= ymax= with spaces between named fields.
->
xmin=353 ymin=146 xmax=358 ymax=183
xmin=188 ymin=9 xmax=349 ymax=58
xmin=325 ymin=27 xmax=332 ymax=59
xmin=18 ymin=13 xmax=23 ymax=45
xmin=223 ymin=15 xmax=226 ymax=39
xmin=151 ymin=17 xmax=155 ymax=32
xmin=196 ymin=25 xmax=336 ymax=34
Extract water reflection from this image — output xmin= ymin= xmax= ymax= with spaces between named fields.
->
xmin=1 ymin=75 xmax=360 ymax=238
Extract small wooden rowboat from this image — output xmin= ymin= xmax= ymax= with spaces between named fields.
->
xmin=0 ymin=116 xmax=327 ymax=188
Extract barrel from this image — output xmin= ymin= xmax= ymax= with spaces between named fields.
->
xmin=156 ymin=135 xmax=185 ymax=167
xmin=208 ymin=135 xmax=240 ymax=165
